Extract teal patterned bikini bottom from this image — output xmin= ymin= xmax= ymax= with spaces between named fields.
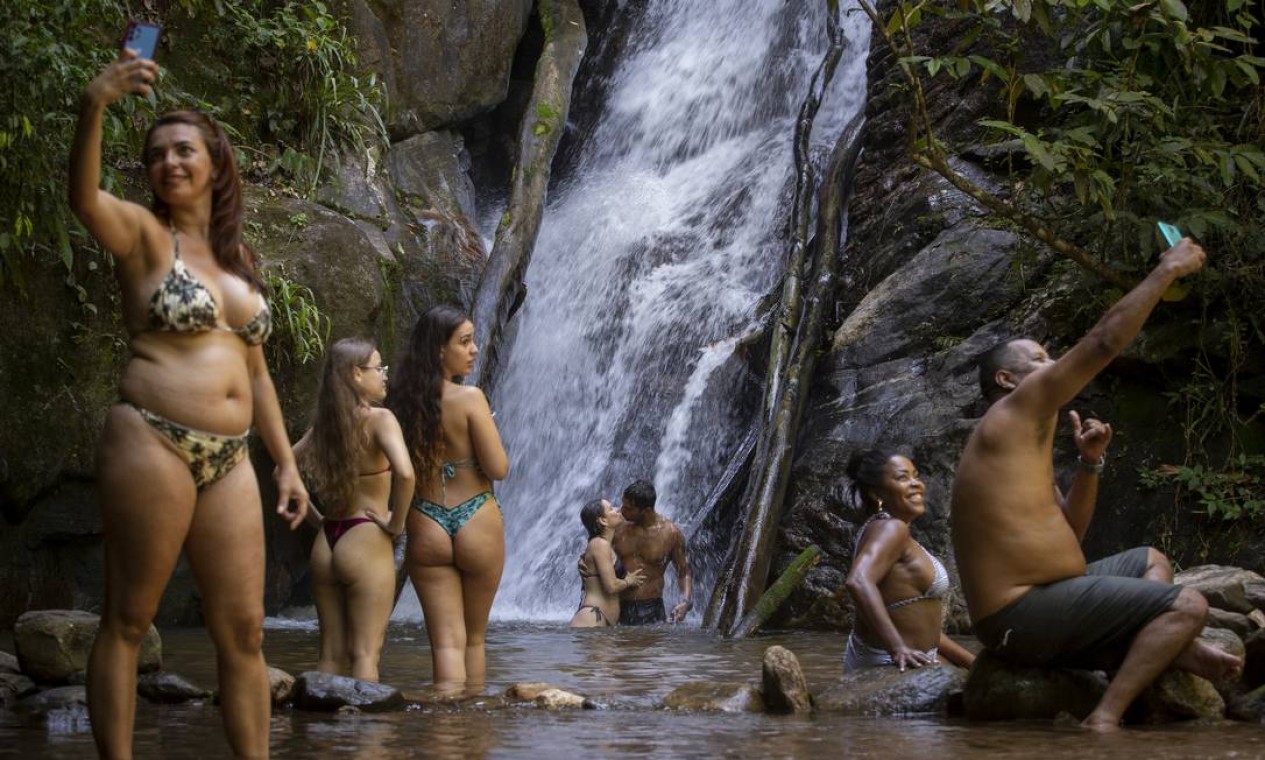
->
xmin=411 ymin=492 xmax=498 ymax=538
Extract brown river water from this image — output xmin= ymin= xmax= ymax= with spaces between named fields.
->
xmin=3 ymin=622 xmax=1263 ymax=758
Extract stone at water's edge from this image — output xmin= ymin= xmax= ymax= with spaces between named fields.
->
xmin=1228 ymin=683 xmax=1265 ymax=723
xmin=1174 ymin=565 xmax=1264 ymax=615
xmin=1129 ymin=671 xmax=1225 ymax=723
xmin=761 ymin=646 xmax=812 ymax=713
xmin=1206 ymin=607 xmax=1256 ymax=638
xmin=0 ymin=672 xmax=37 ymax=707
xmin=15 ymin=685 xmax=88 ymax=719
xmin=661 ymin=682 xmax=765 ymax=713
xmin=1244 ymin=628 xmax=1265 ymax=690
xmin=816 ymin=663 xmax=968 ymax=716
xmin=504 ymin=682 xmax=557 ymax=701
xmin=534 ymin=688 xmax=590 ymax=710
xmin=293 ymin=672 xmax=404 ymax=712
xmin=14 ymin=610 xmax=160 ymax=683
xmin=0 ymin=651 xmax=18 ymax=674
xmin=963 ymin=651 xmax=1108 ymax=721
xmin=267 ymin=666 xmax=296 ymax=706
xmin=137 ymin=672 xmax=213 ymax=704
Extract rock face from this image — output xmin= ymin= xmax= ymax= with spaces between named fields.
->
xmin=817 ymin=663 xmax=968 ymax=716
xmin=293 ymin=671 xmax=404 ymax=712
xmin=761 ymin=645 xmax=812 ymax=713
xmin=14 ymin=610 xmax=160 ymax=683
xmin=340 ymin=0 xmax=533 ymax=134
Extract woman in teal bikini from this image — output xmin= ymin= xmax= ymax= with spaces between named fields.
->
xmin=70 ymin=52 xmax=309 ymax=757
xmin=294 ymin=339 xmax=415 ymax=681
xmin=389 ymin=306 xmax=508 ymax=689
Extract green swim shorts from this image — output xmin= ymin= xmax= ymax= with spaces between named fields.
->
xmin=973 ymin=546 xmax=1182 ymax=670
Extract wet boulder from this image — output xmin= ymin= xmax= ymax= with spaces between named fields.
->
xmin=662 ymin=682 xmax=764 ymax=713
xmin=1228 ymin=683 xmax=1265 ymax=723
xmin=0 ymin=651 xmax=18 ymax=674
xmin=1206 ymin=608 xmax=1255 ymax=638
xmin=267 ymin=666 xmax=296 ymax=706
xmin=14 ymin=610 xmax=160 ymax=683
xmin=16 ymin=685 xmax=88 ymax=722
xmin=817 ymin=663 xmax=968 ymax=716
xmin=293 ymin=672 xmax=404 ymax=712
xmin=963 ymin=651 xmax=1108 ymax=721
xmin=1243 ymin=629 xmax=1265 ymax=690
xmin=761 ymin=646 xmax=812 ymax=713
xmin=504 ymin=682 xmax=557 ymax=701
xmin=1175 ymin=565 xmax=1264 ymax=615
xmin=137 ymin=672 xmax=212 ymax=704
xmin=1130 ymin=671 xmax=1225 ymax=723
xmin=0 ymin=673 xmax=37 ymax=707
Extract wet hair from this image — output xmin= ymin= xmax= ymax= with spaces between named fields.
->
xmin=978 ymin=340 xmax=1023 ymax=403
xmin=622 ymin=479 xmax=657 ymax=510
xmin=388 ymin=305 xmax=470 ymax=476
xmin=845 ymin=448 xmax=897 ymax=514
xmin=296 ymin=339 xmax=377 ymax=509
xmin=144 ymin=111 xmax=263 ymax=292
xmin=580 ymin=499 xmax=606 ymax=540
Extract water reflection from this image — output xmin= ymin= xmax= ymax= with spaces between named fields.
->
xmin=3 ymin=624 xmax=1262 ymax=758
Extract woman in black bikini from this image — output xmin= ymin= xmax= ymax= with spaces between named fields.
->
xmin=388 ymin=306 xmax=508 ymax=690
xmin=294 ymin=339 xmax=415 ymax=681
xmin=842 ymin=449 xmax=975 ymax=673
xmin=570 ymin=499 xmax=645 ymax=627
xmin=70 ymin=52 xmax=309 ymax=756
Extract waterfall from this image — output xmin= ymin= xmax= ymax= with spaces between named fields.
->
xmin=398 ymin=0 xmax=870 ymax=622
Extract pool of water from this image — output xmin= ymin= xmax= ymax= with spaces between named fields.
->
xmin=4 ymin=622 xmax=1262 ymax=758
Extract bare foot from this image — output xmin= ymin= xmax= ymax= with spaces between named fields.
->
xmin=1173 ymin=639 xmax=1244 ymax=682
xmin=1081 ymin=711 xmax=1123 ymax=732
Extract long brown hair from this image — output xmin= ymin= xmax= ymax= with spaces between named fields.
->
xmin=387 ymin=305 xmax=469 ymax=476
xmin=297 ymin=339 xmax=377 ymax=509
xmin=144 ymin=110 xmax=265 ymax=292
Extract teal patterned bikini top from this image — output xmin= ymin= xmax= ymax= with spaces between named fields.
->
xmin=147 ymin=229 xmax=272 ymax=346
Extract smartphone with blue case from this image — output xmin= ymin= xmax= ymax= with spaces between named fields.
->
xmin=1156 ymin=220 xmax=1183 ymax=249
xmin=122 ymin=21 xmax=162 ymax=61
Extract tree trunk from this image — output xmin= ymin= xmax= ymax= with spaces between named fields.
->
xmin=729 ymin=544 xmax=822 ymax=639
xmin=470 ymin=0 xmax=588 ymax=390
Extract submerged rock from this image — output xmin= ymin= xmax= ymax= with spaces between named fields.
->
xmin=267 ymin=666 xmax=296 ymax=706
xmin=0 ymin=672 xmax=37 ymax=707
xmin=14 ymin=610 xmax=160 ymax=683
xmin=16 ymin=685 xmax=88 ymax=719
xmin=761 ymin=646 xmax=812 ymax=713
xmin=963 ymin=651 xmax=1107 ymax=721
xmin=137 ymin=672 xmax=212 ymax=704
xmin=534 ymin=688 xmax=590 ymax=710
xmin=662 ymin=682 xmax=764 ymax=713
xmin=504 ymin=682 xmax=556 ymax=701
xmin=293 ymin=672 xmax=404 ymax=712
xmin=817 ymin=663 xmax=967 ymax=716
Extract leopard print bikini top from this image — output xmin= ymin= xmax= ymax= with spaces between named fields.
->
xmin=147 ymin=229 xmax=272 ymax=346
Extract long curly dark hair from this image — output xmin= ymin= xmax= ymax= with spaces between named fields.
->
xmin=144 ymin=110 xmax=265 ymax=292
xmin=845 ymin=448 xmax=897 ymax=515
xmin=296 ymin=339 xmax=376 ymax=511
xmin=388 ymin=305 xmax=470 ymax=476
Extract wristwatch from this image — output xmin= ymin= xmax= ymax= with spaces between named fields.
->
xmin=1077 ymin=454 xmax=1106 ymax=474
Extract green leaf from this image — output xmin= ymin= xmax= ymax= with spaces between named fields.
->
xmin=1022 ymin=73 xmax=1049 ymax=98
xmin=1158 ymin=0 xmax=1189 ymax=21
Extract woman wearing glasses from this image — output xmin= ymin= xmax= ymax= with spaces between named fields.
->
xmin=69 ymin=51 xmax=308 ymax=756
xmin=389 ymin=306 xmax=508 ymax=690
xmin=294 ymin=339 xmax=415 ymax=681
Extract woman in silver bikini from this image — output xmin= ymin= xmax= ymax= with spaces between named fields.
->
xmin=70 ymin=52 xmax=309 ymax=756
xmin=294 ymin=339 xmax=415 ymax=681
xmin=842 ymin=449 xmax=975 ymax=673
xmin=388 ymin=306 xmax=508 ymax=690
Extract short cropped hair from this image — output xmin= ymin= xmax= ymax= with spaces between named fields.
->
xmin=622 ymin=479 xmax=657 ymax=510
xmin=978 ymin=340 xmax=1022 ymax=403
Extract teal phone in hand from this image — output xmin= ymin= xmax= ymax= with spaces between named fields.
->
xmin=1157 ymin=221 xmax=1182 ymax=249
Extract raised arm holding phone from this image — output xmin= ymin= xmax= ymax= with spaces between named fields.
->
xmin=70 ymin=36 xmax=308 ymax=758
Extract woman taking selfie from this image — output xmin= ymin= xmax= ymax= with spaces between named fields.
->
xmin=70 ymin=50 xmax=308 ymax=757
xmin=388 ymin=306 xmax=508 ymax=690
xmin=294 ymin=339 xmax=415 ymax=682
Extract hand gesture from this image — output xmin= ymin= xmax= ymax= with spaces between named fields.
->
xmin=1160 ymin=237 xmax=1206 ymax=279
xmin=576 ymin=553 xmax=591 ymax=577
xmin=891 ymin=645 xmax=937 ymax=672
xmin=365 ymin=509 xmax=396 ymax=537
xmin=624 ymin=568 xmax=646 ymax=589
xmin=86 ymin=49 xmax=158 ymax=106
xmin=1069 ymin=410 xmax=1113 ymax=463
xmin=669 ymin=598 xmax=693 ymax=624
xmin=274 ymin=462 xmax=310 ymax=530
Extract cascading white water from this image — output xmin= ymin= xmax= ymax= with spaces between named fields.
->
xmin=396 ymin=0 xmax=870 ymax=623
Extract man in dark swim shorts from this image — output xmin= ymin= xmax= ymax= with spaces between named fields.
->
xmin=612 ymin=480 xmax=693 ymax=625
xmin=950 ymin=239 xmax=1240 ymax=731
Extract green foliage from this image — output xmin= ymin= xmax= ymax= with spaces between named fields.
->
xmin=0 ymin=0 xmax=385 ymax=289
xmin=1141 ymin=454 xmax=1265 ymax=521
xmin=264 ymin=266 xmax=330 ymax=366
